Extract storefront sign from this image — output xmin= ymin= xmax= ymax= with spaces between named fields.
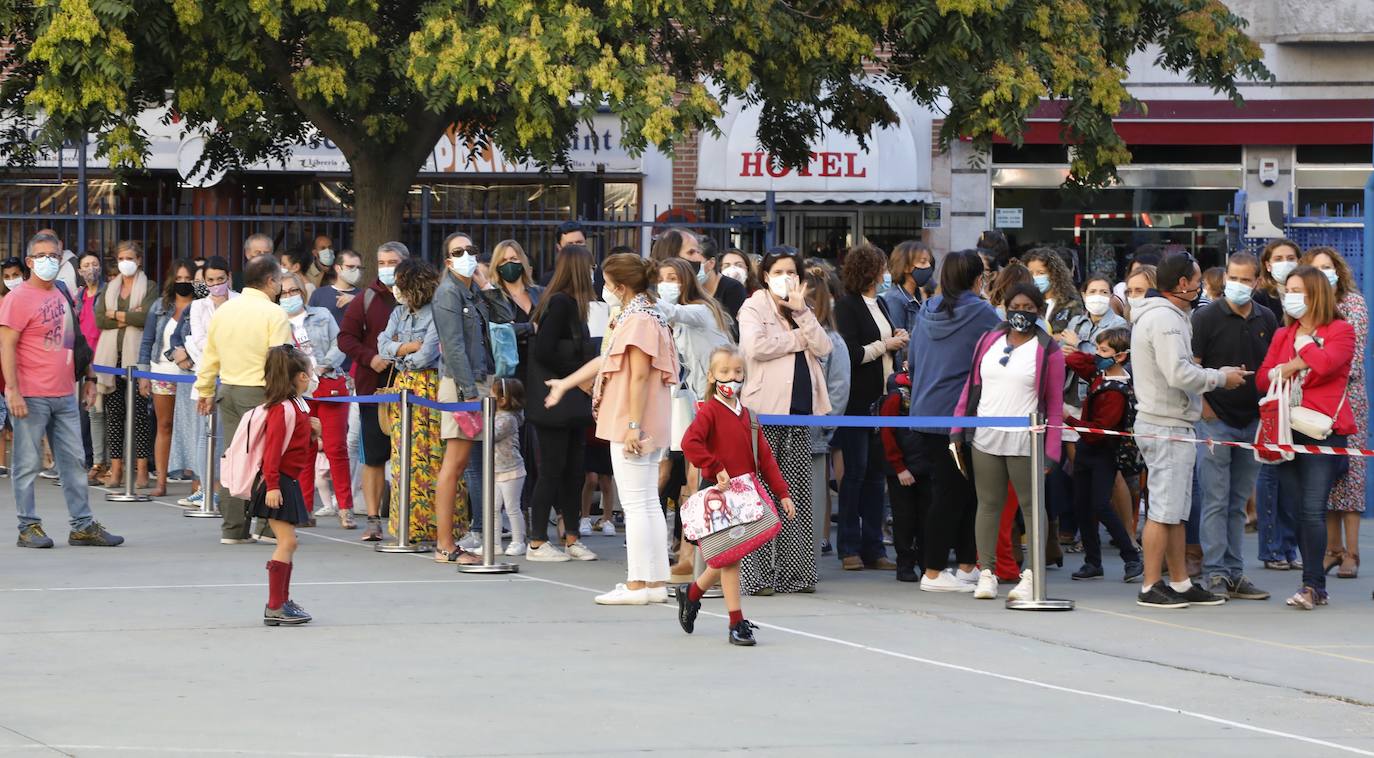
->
xmin=923 ymin=202 xmax=942 ymax=229
xmin=994 ymin=207 xmax=1024 ymax=229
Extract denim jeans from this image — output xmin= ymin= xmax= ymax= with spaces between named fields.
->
xmin=465 ymin=448 xmax=485 ymax=532
xmin=1277 ymin=432 xmax=1346 ymax=592
xmin=1255 ymin=464 xmax=1297 ymax=562
xmin=1197 ymin=418 xmax=1261 ymax=583
xmin=834 ymin=426 xmax=887 ymax=562
xmin=12 ymin=394 xmax=95 ymax=531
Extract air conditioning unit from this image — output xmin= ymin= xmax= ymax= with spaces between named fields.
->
xmin=1247 ymin=201 xmax=1285 ymax=239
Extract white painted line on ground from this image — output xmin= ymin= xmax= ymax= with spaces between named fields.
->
xmin=0 ymin=579 xmax=514 ymax=593
xmin=516 ymin=572 xmax=1374 ymax=757
xmin=7 ymin=745 xmax=424 ymax=757
xmin=1081 ymin=606 xmax=1374 ymax=665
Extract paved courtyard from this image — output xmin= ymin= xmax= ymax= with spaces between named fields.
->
xmin=3 ymin=481 xmax=1374 ymax=757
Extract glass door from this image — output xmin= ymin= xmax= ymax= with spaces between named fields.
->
xmin=794 ymin=211 xmax=857 ymax=262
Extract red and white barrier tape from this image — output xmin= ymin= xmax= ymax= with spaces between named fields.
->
xmin=1053 ymin=424 xmax=1374 ymax=458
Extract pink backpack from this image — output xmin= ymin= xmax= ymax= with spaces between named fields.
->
xmin=220 ymin=399 xmax=300 ymax=498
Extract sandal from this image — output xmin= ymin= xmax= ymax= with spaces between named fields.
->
xmin=434 ymin=547 xmax=460 ymax=564
xmin=450 ymin=550 xmax=482 ymax=566
xmin=1323 ymin=549 xmax=1345 ymax=576
xmin=1338 ymin=552 xmax=1360 ymax=579
xmin=1285 ymin=586 xmax=1316 ymax=610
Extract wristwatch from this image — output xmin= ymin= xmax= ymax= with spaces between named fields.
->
xmin=628 ymin=421 xmax=641 ymax=430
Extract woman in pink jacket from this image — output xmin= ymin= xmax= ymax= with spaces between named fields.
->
xmin=736 ymin=247 xmax=832 ymax=595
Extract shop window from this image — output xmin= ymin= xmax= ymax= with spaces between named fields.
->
xmin=862 ymin=209 xmax=924 ymax=254
xmin=1296 ymin=145 xmax=1371 ymax=164
xmin=1126 ymin=145 xmax=1242 ymax=164
xmin=991 ymin=144 xmax=1069 ymax=164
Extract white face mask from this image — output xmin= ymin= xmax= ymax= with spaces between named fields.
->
xmin=602 ymin=285 xmax=622 ymax=308
xmin=449 ymin=253 xmax=478 ymax=278
xmin=721 ymin=265 xmax=747 ymax=284
xmin=1127 ymin=296 xmax=1147 ymax=312
xmin=317 ymin=248 xmax=335 ymax=266
xmin=3 ymin=277 xmax=21 ymax=291
xmin=1270 ymin=259 xmax=1297 ymax=285
xmin=1084 ymin=294 xmax=1110 ymax=317
xmin=656 ymin=282 xmax=680 ymax=305
xmin=377 ymin=265 xmax=397 ymax=287
xmin=391 ymin=285 xmax=408 ymax=306
xmin=767 ymin=274 xmax=793 ymax=299
xmin=117 ymin=260 xmax=138 ymax=278
xmin=340 ymin=268 xmax=362 ymax=286
xmin=1282 ymin=292 xmax=1308 ymax=319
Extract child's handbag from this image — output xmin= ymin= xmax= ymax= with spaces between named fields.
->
xmin=679 ymin=412 xmax=782 ymax=569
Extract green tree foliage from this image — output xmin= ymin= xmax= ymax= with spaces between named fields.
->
xmin=0 ymin=0 xmax=1267 ymax=257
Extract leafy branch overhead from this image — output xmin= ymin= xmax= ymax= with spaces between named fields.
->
xmin=2 ymin=0 xmax=1267 ymax=188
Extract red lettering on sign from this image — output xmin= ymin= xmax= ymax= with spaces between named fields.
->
xmin=819 ymin=152 xmax=841 ymax=177
xmin=739 ymin=152 xmax=764 ymax=177
xmin=797 ymin=152 xmax=816 ymax=177
xmin=765 ymin=160 xmax=790 ymax=178
xmin=846 ymin=153 xmax=867 ymax=178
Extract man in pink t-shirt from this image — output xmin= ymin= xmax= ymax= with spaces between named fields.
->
xmin=0 ymin=232 xmax=123 ymax=549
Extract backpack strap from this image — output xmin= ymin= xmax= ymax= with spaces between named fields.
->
xmin=748 ymin=408 xmax=759 ymax=469
xmin=363 ymin=287 xmax=376 ymax=319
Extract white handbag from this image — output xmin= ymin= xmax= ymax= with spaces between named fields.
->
xmin=669 ymin=384 xmax=698 ymax=452
xmin=1290 ymin=393 xmax=1345 ymax=441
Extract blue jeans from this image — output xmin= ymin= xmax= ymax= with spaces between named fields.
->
xmin=1197 ymin=418 xmax=1261 ymax=583
xmin=834 ymin=426 xmax=887 ymax=563
xmin=466 ymin=449 xmax=485 ymax=532
xmin=1277 ymin=432 xmax=1346 ymax=592
xmin=1255 ymin=464 xmax=1297 ymax=562
xmin=12 ymin=394 xmax=95 ymax=531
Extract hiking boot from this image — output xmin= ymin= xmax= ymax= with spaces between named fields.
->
xmin=17 ymin=524 xmax=54 ymax=549
xmin=263 ymin=599 xmax=312 ymax=626
xmin=67 ymin=522 xmax=124 ymax=547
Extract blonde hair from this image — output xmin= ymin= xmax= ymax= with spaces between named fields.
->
xmin=488 ymin=239 xmax=532 ymax=288
xmin=704 ymin=345 xmax=743 ymax=399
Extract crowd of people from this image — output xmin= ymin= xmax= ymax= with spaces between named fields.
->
xmin=3 ymin=223 xmax=1372 ymax=636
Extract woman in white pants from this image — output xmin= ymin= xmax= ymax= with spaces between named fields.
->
xmin=546 ymin=253 xmax=680 ymax=605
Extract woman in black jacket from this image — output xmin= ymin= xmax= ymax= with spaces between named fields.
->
xmin=833 ymin=243 xmax=909 ymax=571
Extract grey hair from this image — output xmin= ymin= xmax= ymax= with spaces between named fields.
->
xmin=243 ymin=233 xmax=273 ymax=254
xmin=377 ymin=241 xmax=410 ymax=259
xmin=27 ymin=231 xmax=61 ymax=257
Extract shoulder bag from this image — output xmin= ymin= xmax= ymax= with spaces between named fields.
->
xmin=681 ymin=410 xmax=783 ymax=569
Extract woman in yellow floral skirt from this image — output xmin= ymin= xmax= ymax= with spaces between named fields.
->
xmin=377 ymin=259 xmax=467 ymax=546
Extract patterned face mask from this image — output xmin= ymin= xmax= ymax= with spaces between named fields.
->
xmin=192 ymin=280 xmax=210 ymax=299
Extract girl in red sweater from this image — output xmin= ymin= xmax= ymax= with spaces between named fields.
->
xmin=255 ymin=345 xmax=319 ymax=626
xmin=678 ymin=346 xmax=796 ymax=645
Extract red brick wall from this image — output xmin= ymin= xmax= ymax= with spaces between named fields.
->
xmin=671 ymin=132 xmax=701 ymax=215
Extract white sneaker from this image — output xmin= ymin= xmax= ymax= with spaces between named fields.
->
xmin=505 ymin=541 xmax=527 ymax=557
xmin=314 ymin=502 xmax=338 ymax=518
xmin=1007 ymin=569 xmax=1034 ymax=602
xmin=920 ymin=569 xmax=975 ymax=593
xmin=458 ymin=532 xmax=482 ymax=551
xmin=178 ymin=491 xmax=203 ymax=507
xmin=646 ymin=586 xmax=669 ymax=604
xmin=973 ymin=569 xmax=999 ymax=600
xmin=219 ymin=538 xmax=254 ymax=545
xmin=565 ymin=541 xmax=598 ymax=561
xmin=955 ymin=567 xmax=981 ymax=586
xmin=595 ymin=583 xmax=649 ymax=605
xmin=578 ymin=517 xmax=593 ymax=537
xmin=599 ymin=519 xmax=617 ymax=536
xmin=525 ymin=542 xmax=571 ymax=562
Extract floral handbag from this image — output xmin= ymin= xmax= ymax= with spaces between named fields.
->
xmin=679 ymin=413 xmax=781 ymax=569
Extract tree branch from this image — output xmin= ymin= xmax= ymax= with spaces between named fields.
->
xmin=257 ymin=36 xmax=363 ymax=160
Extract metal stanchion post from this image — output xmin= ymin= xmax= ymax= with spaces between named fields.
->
xmin=377 ymin=390 xmax=429 ymax=553
xmin=106 ymin=366 xmax=149 ymax=502
xmin=1007 ymin=412 xmax=1073 ymax=611
xmin=460 ymin=396 xmax=518 ymax=573
xmin=185 ymin=408 xmax=221 ymax=518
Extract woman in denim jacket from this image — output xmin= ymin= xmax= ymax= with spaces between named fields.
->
xmin=137 ymin=259 xmax=197 ymax=498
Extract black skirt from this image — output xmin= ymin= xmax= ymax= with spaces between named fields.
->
xmin=249 ymin=474 xmax=311 ymax=526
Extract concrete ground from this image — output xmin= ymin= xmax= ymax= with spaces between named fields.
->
xmin=3 ymin=480 xmax=1374 ymax=757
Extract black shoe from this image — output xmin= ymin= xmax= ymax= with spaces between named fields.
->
xmin=264 ymin=600 xmax=312 ymax=626
xmin=896 ymin=568 xmax=919 ymax=583
xmin=676 ymin=584 xmax=701 ymax=634
xmin=1071 ymin=563 xmax=1103 ymax=581
xmin=1227 ymin=576 xmax=1270 ymax=601
xmin=1122 ymin=560 xmax=1144 ymax=583
xmin=67 ymin=521 xmax=124 ymax=547
xmin=729 ymin=620 xmax=758 ymax=646
xmin=820 ymin=542 xmax=833 ymax=556
xmin=17 ymin=523 xmax=54 ymax=549
xmin=1137 ymin=581 xmax=1190 ymax=609
xmin=1181 ymin=582 xmax=1227 ymax=606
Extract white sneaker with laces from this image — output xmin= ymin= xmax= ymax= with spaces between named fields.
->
xmin=314 ymin=502 xmax=338 ymax=518
xmin=1007 ymin=569 xmax=1034 ymax=602
xmin=505 ymin=541 xmax=527 ymax=557
xmin=578 ymin=517 xmax=593 ymax=537
xmin=955 ymin=567 xmax=981 ymax=586
xmin=458 ymin=532 xmax=482 ymax=551
xmin=525 ymin=542 xmax=571 ymax=562
xmin=920 ymin=569 xmax=975 ymax=593
xmin=647 ymin=586 xmax=668 ymax=603
xmin=973 ymin=569 xmax=999 ymax=599
xmin=595 ymin=583 xmax=649 ymax=605
xmin=599 ymin=519 xmax=616 ymax=536
xmin=178 ymin=491 xmax=203 ymax=507
xmin=565 ymin=541 xmax=598 ymax=561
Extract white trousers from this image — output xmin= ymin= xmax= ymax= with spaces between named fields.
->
xmin=611 ymin=443 xmax=668 ymax=583
xmin=494 ymin=474 xmax=527 ymax=545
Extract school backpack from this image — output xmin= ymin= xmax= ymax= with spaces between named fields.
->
xmin=1087 ymin=377 xmax=1143 ymax=475
xmin=220 ymin=400 xmax=299 ymax=499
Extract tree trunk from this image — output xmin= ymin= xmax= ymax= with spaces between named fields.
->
xmin=350 ymin=156 xmax=416 ymax=281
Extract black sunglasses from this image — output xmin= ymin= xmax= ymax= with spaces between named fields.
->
xmin=998 ymin=342 xmax=1016 ymax=367
xmin=447 ymin=245 xmax=480 ymax=258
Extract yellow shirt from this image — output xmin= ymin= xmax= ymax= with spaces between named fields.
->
xmin=194 ymin=287 xmax=292 ymax=396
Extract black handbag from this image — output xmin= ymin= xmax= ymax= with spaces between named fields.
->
xmin=525 ymin=320 xmax=594 ymax=428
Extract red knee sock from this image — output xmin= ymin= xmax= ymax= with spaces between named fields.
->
xmin=285 ymin=561 xmax=294 ymax=603
xmin=266 ymin=560 xmax=291 ymax=609
xmin=688 ymin=582 xmax=705 ymax=602
xmin=728 ymin=609 xmax=743 ymax=626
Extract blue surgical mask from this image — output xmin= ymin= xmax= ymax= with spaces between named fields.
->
xmin=879 ymin=272 xmax=892 ymax=293
xmin=1033 ymin=274 xmax=1051 ymax=293
xmin=1270 ymin=260 xmax=1297 ymax=285
xmin=1095 ymin=355 xmax=1117 ymax=373
xmin=31 ymin=257 xmax=60 ymax=282
xmin=1323 ymin=269 xmax=1338 ymax=288
xmin=280 ymin=295 xmax=304 ymax=315
xmin=657 ymin=282 xmax=680 ymax=305
xmin=378 ymin=266 xmax=397 ymax=287
xmin=1223 ymin=280 xmax=1253 ymax=307
xmin=696 ymin=266 xmax=708 ymax=286
xmin=1282 ymin=292 xmax=1308 ymax=319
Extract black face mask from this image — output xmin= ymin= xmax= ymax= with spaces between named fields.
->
xmin=910 ymin=266 xmax=933 ymax=289
xmin=173 ymin=281 xmax=195 ymax=298
xmin=686 ymin=259 xmax=702 ymax=275
xmin=1175 ymin=286 xmax=1201 ymax=310
xmin=497 ymin=262 xmax=524 ymax=283
xmin=1007 ymin=310 xmax=1037 ymax=333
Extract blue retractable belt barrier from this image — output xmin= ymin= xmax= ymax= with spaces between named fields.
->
xmin=130 ymin=369 xmax=196 ymax=384
xmin=409 ymin=395 xmax=482 ymax=413
xmin=756 ymin=414 xmax=1032 ymax=429
xmin=91 ymin=364 xmax=125 ymax=377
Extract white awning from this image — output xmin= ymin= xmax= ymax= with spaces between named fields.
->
xmin=696 ymin=87 xmax=936 ymax=204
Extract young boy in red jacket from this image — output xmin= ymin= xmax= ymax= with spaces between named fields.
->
xmin=1065 ymin=327 xmax=1144 ymax=582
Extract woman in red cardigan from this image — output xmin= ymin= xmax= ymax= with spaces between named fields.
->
xmin=678 ymin=346 xmax=796 ymax=646
xmin=1256 ymin=266 xmax=1357 ymax=611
